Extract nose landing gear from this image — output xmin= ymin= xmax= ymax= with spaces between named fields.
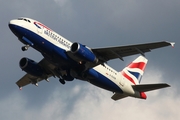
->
xmin=21 ymin=45 xmax=30 ymax=51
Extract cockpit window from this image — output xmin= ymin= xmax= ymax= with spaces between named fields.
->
xmin=17 ymin=18 xmax=31 ymax=23
xmin=18 ymin=18 xmax=23 ymax=20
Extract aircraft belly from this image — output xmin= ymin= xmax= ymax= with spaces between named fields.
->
xmin=87 ymin=69 xmax=123 ymax=93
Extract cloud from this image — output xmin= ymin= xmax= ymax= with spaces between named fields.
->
xmin=65 ymin=68 xmax=179 ymax=120
xmin=0 ymin=67 xmax=179 ymax=120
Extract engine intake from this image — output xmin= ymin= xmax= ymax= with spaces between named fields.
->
xmin=71 ymin=42 xmax=98 ymax=63
xmin=19 ymin=58 xmax=44 ymax=77
xmin=71 ymin=42 xmax=80 ymax=53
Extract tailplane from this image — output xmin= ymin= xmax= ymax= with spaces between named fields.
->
xmin=121 ymin=56 xmax=148 ymax=85
xmin=112 ymin=83 xmax=170 ymax=101
xmin=132 ymin=83 xmax=170 ymax=92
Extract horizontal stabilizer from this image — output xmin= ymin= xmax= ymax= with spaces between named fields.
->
xmin=111 ymin=93 xmax=128 ymax=100
xmin=132 ymin=83 xmax=170 ymax=92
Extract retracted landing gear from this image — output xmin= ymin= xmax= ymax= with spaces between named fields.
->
xmin=59 ymin=78 xmax=65 ymax=85
xmin=21 ymin=45 xmax=30 ymax=51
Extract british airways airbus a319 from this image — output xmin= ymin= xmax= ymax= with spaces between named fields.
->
xmin=9 ymin=17 xmax=175 ymax=100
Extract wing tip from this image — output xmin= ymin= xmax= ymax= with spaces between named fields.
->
xmin=165 ymin=84 xmax=171 ymax=87
xmin=165 ymin=41 xmax=175 ymax=48
xmin=18 ymin=86 xmax=22 ymax=90
xmin=161 ymin=83 xmax=171 ymax=87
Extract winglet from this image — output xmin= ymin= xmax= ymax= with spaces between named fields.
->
xmin=19 ymin=86 xmax=22 ymax=90
xmin=170 ymin=42 xmax=175 ymax=48
xmin=166 ymin=41 xmax=175 ymax=48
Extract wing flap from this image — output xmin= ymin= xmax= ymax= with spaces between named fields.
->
xmin=132 ymin=83 xmax=170 ymax=92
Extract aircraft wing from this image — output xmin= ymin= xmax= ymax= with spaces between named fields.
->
xmin=16 ymin=58 xmax=55 ymax=89
xmin=92 ymin=41 xmax=175 ymax=62
xmin=16 ymin=74 xmax=45 ymax=88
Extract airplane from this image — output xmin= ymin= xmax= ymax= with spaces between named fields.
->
xmin=8 ymin=17 xmax=175 ymax=100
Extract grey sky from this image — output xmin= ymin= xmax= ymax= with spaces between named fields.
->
xmin=0 ymin=0 xmax=179 ymax=119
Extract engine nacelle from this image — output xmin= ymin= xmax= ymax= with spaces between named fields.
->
xmin=71 ymin=42 xmax=98 ymax=63
xmin=19 ymin=58 xmax=44 ymax=77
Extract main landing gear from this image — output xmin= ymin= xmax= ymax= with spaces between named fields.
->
xmin=21 ymin=45 xmax=30 ymax=51
xmin=59 ymin=78 xmax=65 ymax=85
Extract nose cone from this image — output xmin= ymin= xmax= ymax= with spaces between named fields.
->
xmin=9 ymin=20 xmax=16 ymax=31
xmin=8 ymin=19 xmax=23 ymax=37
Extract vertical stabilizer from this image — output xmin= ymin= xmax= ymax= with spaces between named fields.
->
xmin=121 ymin=56 xmax=148 ymax=85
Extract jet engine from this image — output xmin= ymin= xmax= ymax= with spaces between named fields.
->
xmin=19 ymin=58 xmax=44 ymax=77
xmin=71 ymin=42 xmax=98 ymax=63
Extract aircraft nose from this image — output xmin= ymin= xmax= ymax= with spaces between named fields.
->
xmin=9 ymin=20 xmax=17 ymax=32
xmin=9 ymin=19 xmax=16 ymax=25
xmin=8 ymin=19 xmax=24 ymax=37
